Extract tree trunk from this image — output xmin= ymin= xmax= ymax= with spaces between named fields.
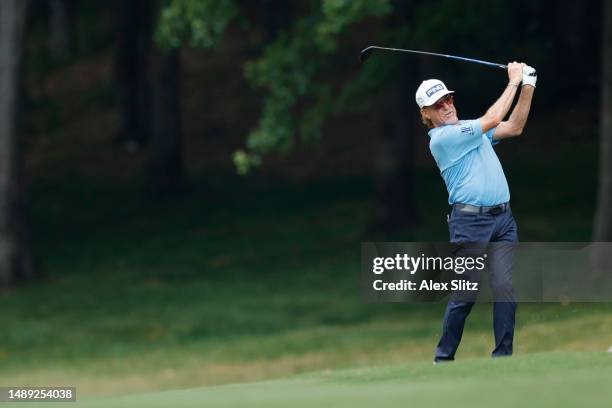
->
xmin=147 ymin=46 xmax=183 ymax=196
xmin=592 ymin=0 xmax=612 ymax=275
xmin=0 ymin=0 xmax=35 ymax=288
xmin=594 ymin=0 xmax=612 ymax=241
xmin=115 ymin=0 xmax=153 ymax=149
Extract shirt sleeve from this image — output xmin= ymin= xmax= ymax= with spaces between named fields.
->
xmin=430 ymin=119 xmax=485 ymax=171
xmin=486 ymin=127 xmax=499 ymax=146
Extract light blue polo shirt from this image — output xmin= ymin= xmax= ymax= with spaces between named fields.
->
xmin=428 ymin=119 xmax=510 ymax=206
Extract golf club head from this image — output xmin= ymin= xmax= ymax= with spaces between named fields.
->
xmin=359 ymin=47 xmax=376 ymax=63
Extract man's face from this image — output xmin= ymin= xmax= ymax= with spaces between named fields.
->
xmin=421 ymin=94 xmax=458 ymax=127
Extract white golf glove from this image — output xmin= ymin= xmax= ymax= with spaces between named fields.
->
xmin=522 ymin=65 xmax=537 ymax=88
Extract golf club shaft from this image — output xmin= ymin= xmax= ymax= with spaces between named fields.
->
xmin=360 ymin=46 xmax=507 ymax=70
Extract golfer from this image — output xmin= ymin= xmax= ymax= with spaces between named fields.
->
xmin=415 ymin=62 xmax=536 ymax=362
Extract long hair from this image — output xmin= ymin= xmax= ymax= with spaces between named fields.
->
xmin=420 ymin=110 xmax=434 ymax=129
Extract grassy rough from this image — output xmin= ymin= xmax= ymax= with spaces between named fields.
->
xmin=0 ymin=145 xmax=607 ymax=398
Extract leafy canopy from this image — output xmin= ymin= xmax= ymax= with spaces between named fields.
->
xmin=156 ymin=0 xmax=392 ymax=174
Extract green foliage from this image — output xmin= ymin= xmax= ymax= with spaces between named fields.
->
xmin=155 ymin=0 xmax=238 ymax=49
xmin=240 ymin=0 xmax=392 ymax=173
xmin=153 ymin=0 xmax=558 ymax=174
xmin=299 ymin=84 xmax=333 ymax=142
xmin=233 ymin=150 xmax=261 ymax=175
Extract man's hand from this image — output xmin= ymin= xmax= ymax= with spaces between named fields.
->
xmin=507 ymin=62 xmax=524 ymax=85
xmin=522 ymin=65 xmax=537 ymax=88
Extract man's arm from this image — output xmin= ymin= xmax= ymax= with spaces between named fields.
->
xmin=479 ymin=62 xmax=524 ymax=133
xmin=493 ymin=85 xmax=535 ymax=140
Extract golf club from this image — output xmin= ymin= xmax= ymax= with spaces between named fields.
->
xmin=360 ymin=46 xmax=509 ymax=70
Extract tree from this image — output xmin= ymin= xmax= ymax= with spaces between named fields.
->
xmin=114 ymin=0 xmax=194 ymax=194
xmin=155 ymin=0 xmax=456 ymax=233
xmin=145 ymin=0 xmax=239 ymax=195
xmin=0 ymin=0 xmax=35 ymax=288
xmin=147 ymin=45 xmax=183 ymax=195
xmin=235 ymin=0 xmax=393 ymax=174
xmin=593 ymin=0 xmax=612 ymax=255
xmin=116 ymin=0 xmax=154 ymax=149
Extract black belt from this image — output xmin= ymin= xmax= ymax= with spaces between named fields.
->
xmin=453 ymin=202 xmax=510 ymax=215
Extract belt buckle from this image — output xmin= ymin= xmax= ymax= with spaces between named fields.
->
xmin=489 ymin=205 xmax=502 ymax=215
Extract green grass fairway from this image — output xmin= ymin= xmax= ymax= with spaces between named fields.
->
xmin=7 ymin=352 xmax=611 ymax=408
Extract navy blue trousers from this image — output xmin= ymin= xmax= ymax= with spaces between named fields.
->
xmin=434 ymin=206 xmax=518 ymax=362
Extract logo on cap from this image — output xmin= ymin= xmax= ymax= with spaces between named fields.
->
xmin=426 ymin=84 xmax=444 ymax=97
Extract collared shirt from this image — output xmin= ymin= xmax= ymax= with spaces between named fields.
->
xmin=428 ymin=119 xmax=510 ymax=206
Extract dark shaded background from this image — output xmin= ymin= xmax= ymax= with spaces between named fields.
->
xmin=0 ymin=0 xmax=607 ymax=288
xmin=0 ymin=1 xmax=604 ymax=281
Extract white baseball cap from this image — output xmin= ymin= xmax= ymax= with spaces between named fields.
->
xmin=415 ymin=79 xmax=455 ymax=108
